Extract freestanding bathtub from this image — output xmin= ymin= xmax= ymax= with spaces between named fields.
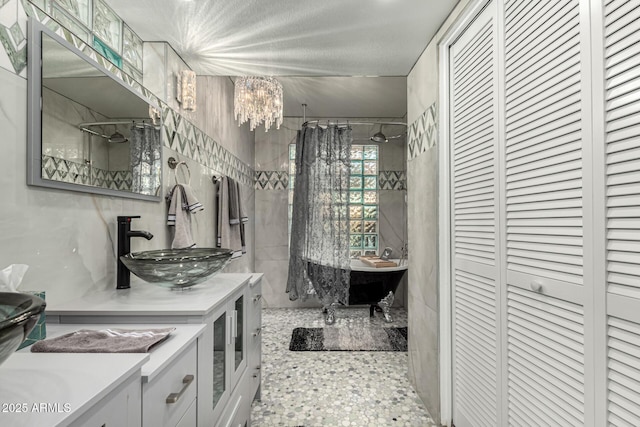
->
xmin=348 ymin=258 xmax=408 ymax=322
xmin=321 ymin=259 xmax=408 ymax=324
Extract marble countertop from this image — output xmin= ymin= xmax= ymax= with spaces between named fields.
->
xmin=47 ymin=273 xmax=253 ymax=317
xmin=19 ymin=323 xmax=206 ymax=383
xmin=0 ymin=353 xmax=148 ymax=427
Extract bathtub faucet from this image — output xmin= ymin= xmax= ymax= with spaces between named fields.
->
xmin=400 ymin=243 xmax=408 ymax=266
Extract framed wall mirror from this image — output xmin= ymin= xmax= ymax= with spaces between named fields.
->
xmin=27 ymin=18 xmax=163 ymax=201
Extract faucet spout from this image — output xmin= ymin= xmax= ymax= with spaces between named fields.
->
xmin=128 ymin=230 xmax=153 ymax=240
xmin=117 ymin=216 xmax=153 ymax=289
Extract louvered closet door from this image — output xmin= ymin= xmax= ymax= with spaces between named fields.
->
xmin=604 ymin=0 xmax=640 ymax=424
xmin=450 ymin=2 xmax=500 ymax=426
xmin=503 ymin=0 xmax=587 ymax=426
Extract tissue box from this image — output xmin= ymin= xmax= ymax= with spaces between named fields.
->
xmin=17 ymin=291 xmax=46 ymax=350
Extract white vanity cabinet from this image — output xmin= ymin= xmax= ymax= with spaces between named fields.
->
xmin=48 ymin=273 xmax=263 ymax=427
xmin=216 ymin=275 xmax=263 ymax=427
xmin=142 ymin=340 xmax=198 ymax=427
xmin=69 ymin=373 xmax=142 ymax=427
xmin=208 ymin=284 xmax=249 ymax=423
xmin=0 ymin=353 xmax=148 ymax=427
xmin=248 ymin=275 xmax=262 ymax=402
xmin=36 ymin=323 xmax=205 ymax=427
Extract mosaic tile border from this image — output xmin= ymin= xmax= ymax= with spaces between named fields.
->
xmin=42 ymin=154 xmax=132 ymax=190
xmin=7 ymin=1 xmax=255 ymax=188
xmin=255 ymin=171 xmax=289 ymax=190
xmin=0 ymin=17 xmax=27 ymax=74
xmin=162 ymin=105 xmax=254 ymax=187
xmin=408 ymin=102 xmax=437 ymax=161
xmin=255 ymin=170 xmax=407 ymax=191
xmin=379 ymin=171 xmax=407 ymax=190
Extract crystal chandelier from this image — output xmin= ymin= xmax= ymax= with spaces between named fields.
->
xmin=234 ymin=76 xmax=283 ymax=132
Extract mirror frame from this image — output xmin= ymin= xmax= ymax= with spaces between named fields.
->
xmin=27 ymin=17 xmax=163 ymax=202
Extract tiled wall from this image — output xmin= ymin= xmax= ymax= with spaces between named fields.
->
xmin=406 ymin=1 xmax=472 ymax=423
xmin=254 ymin=117 xmax=408 ymax=309
xmin=0 ymin=0 xmax=256 ymax=304
xmin=255 ymin=170 xmax=406 ymax=191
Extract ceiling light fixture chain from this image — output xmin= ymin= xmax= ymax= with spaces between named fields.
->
xmin=234 ymin=76 xmax=283 ymax=132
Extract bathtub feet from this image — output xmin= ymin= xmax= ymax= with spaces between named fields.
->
xmin=323 ymin=303 xmax=337 ymax=325
xmin=378 ymin=291 xmax=395 ymax=323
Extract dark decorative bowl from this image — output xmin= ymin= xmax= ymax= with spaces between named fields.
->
xmin=120 ymin=248 xmax=234 ymax=289
xmin=0 ymin=292 xmax=46 ymax=366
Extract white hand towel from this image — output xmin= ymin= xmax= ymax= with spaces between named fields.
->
xmin=168 ymin=184 xmax=196 ymax=249
xmin=181 ymin=184 xmax=204 ymax=213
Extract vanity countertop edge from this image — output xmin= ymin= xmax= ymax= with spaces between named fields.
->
xmin=46 ymin=273 xmax=253 ymax=317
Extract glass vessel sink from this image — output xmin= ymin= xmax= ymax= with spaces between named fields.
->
xmin=120 ymin=248 xmax=234 ymax=289
xmin=0 ymin=292 xmax=46 ymax=366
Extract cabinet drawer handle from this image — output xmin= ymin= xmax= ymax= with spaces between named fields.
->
xmin=166 ymin=374 xmax=195 ymax=404
xmin=253 ymin=294 xmax=262 ymax=303
xmin=252 ymin=327 xmax=262 ymax=337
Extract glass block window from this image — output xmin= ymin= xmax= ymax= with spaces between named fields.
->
xmin=348 ymin=145 xmax=378 ymax=257
xmin=122 ymin=24 xmax=143 ymax=71
xmin=93 ymin=35 xmax=122 ymax=68
xmin=39 ymin=0 xmax=145 ymax=76
xmin=93 ymin=0 xmax=121 ymax=52
xmin=54 ymin=0 xmax=91 ymax=27
xmin=52 ymin=3 xmax=90 ymax=42
xmin=289 ymin=143 xmax=379 ymax=258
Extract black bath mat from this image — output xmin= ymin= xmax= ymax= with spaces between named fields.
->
xmin=289 ymin=326 xmax=407 ymax=351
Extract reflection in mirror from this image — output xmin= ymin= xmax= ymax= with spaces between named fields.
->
xmin=27 ymin=18 xmax=162 ymax=201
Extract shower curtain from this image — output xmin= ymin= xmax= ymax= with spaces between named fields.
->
xmin=130 ymin=124 xmax=161 ymax=195
xmin=286 ymin=124 xmax=352 ymax=306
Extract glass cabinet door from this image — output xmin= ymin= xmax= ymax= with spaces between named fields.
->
xmin=234 ymin=295 xmax=244 ymax=370
xmin=231 ymin=290 xmax=248 ymax=389
xmin=212 ymin=311 xmax=226 ymax=410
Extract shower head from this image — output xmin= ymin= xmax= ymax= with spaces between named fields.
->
xmin=108 ymin=131 xmax=128 ymax=143
xmin=370 ymin=131 xmax=388 ymax=143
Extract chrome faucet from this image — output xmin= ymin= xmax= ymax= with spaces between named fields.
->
xmin=400 ymin=243 xmax=408 ymax=266
xmin=117 ymin=215 xmax=153 ymax=289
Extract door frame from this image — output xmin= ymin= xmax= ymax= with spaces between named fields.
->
xmin=437 ymin=0 xmax=493 ymax=424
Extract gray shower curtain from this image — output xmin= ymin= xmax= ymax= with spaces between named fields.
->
xmin=286 ymin=124 xmax=352 ymax=306
xmin=130 ymin=124 xmax=161 ymax=195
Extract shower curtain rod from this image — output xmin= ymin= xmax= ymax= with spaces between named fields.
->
xmin=302 ymin=120 xmax=407 ymax=128
xmin=78 ymin=120 xmax=157 ymax=128
xmin=78 ymin=120 xmax=158 ymax=139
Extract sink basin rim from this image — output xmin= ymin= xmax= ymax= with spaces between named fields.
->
xmin=120 ymin=247 xmax=234 ymax=288
xmin=123 ymin=248 xmax=234 ymax=263
xmin=0 ymin=292 xmax=46 ymax=330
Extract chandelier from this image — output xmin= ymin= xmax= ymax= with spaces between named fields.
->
xmin=234 ymin=76 xmax=283 ymax=132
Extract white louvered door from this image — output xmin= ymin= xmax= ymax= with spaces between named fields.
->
xmin=450 ymin=2 xmax=501 ymax=426
xmin=603 ymin=0 xmax=640 ymax=425
xmin=502 ymin=0 xmax=589 ymax=425
xmin=447 ymin=0 xmax=640 ymax=425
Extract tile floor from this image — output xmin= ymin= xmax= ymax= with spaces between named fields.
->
xmin=251 ymin=307 xmax=436 ymax=427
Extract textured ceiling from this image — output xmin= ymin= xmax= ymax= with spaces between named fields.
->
xmin=105 ymin=0 xmax=457 ymax=118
